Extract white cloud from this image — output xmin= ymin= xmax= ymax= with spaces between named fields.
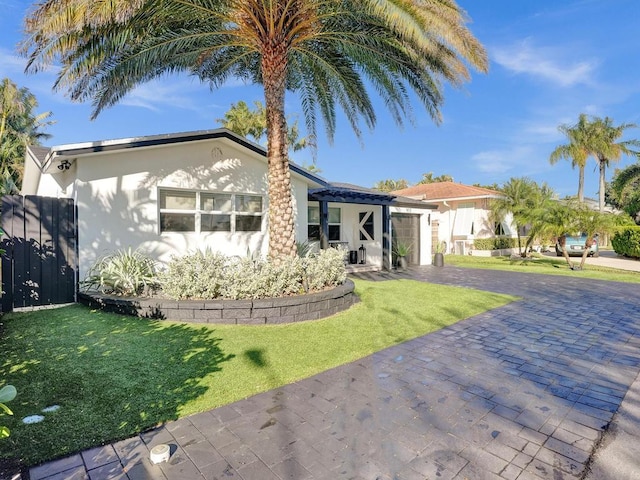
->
xmin=471 ymin=146 xmax=535 ymax=174
xmin=520 ymin=121 xmax=563 ymax=143
xmin=493 ymin=39 xmax=597 ymax=87
xmin=119 ymin=75 xmax=255 ymax=113
xmin=0 ymin=48 xmax=27 ymax=76
xmin=120 ymin=78 xmax=205 ymax=112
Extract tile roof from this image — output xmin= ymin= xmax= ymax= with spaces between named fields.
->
xmin=391 ymin=181 xmax=501 ymax=201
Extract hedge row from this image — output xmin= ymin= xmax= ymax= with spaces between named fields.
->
xmin=611 ymin=227 xmax=640 ymax=258
xmin=473 ymin=237 xmax=528 ymax=251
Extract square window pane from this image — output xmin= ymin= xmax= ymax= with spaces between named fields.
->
xmin=160 ymin=213 xmax=195 ymax=232
xmin=328 ymin=225 xmax=340 ymax=241
xmin=201 ymin=193 xmax=232 ymax=212
xmin=236 ymin=195 xmax=262 ymax=213
xmin=160 ymin=190 xmax=196 ymax=210
xmin=236 ymin=215 xmax=262 ymax=232
xmin=308 ymin=225 xmax=320 ymax=240
xmin=308 ymin=206 xmax=320 ymax=224
xmin=201 ymin=214 xmax=231 ymax=232
xmin=328 ymin=207 xmax=341 ymax=224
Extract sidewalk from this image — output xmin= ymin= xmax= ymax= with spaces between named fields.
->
xmin=543 ymin=250 xmax=640 ymax=272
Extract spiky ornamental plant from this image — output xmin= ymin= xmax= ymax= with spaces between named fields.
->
xmin=22 ymin=0 xmax=487 ymax=261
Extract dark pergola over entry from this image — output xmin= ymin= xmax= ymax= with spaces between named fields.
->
xmin=308 ymin=187 xmax=394 ymax=270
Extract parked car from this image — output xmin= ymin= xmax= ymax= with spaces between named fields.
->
xmin=555 ymin=233 xmax=599 ymax=257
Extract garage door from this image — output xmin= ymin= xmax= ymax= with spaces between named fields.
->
xmin=391 ymin=213 xmax=420 ymax=265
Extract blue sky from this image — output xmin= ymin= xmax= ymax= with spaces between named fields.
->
xmin=1 ymin=1 xmax=639 ymax=198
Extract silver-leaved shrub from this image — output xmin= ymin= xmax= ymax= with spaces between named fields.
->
xmin=221 ymin=256 xmax=305 ymax=299
xmin=160 ymin=249 xmax=227 ymax=300
xmin=90 ymin=246 xmax=346 ymax=300
xmin=303 ymin=247 xmax=347 ymax=291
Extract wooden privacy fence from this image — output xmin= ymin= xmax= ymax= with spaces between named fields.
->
xmin=1 ymin=195 xmax=77 ymax=312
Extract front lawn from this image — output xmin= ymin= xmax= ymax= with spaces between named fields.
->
xmin=446 ymin=254 xmax=640 ymax=283
xmin=0 ymin=278 xmax=514 ymax=467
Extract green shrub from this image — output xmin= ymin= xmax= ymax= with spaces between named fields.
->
xmin=83 ymin=248 xmax=158 ymax=296
xmin=611 ymin=227 xmax=640 ymax=258
xmin=160 ymin=249 xmax=228 ymax=300
xmin=473 ymin=237 xmax=525 ymax=250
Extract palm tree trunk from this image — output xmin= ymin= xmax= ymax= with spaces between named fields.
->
xmin=578 ymin=165 xmax=585 ymax=202
xmin=262 ymin=41 xmax=297 ymax=261
xmin=558 ymin=235 xmax=575 ymax=269
xmin=598 ymin=156 xmax=606 ymax=212
xmin=579 ymin=234 xmax=593 ymax=269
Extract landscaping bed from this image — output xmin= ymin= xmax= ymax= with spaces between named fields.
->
xmin=79 ymin=279 xmax=357 ymax=324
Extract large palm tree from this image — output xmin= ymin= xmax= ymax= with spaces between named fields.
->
xmin=22 ymin=0 xmax=487 ymax=260
xmin=549 ymin=113 xmax=591 ymax=203
xmin=588 ymin=116 xmax=640 ymax=212
xmin=490 ymin=177 xmax=552 ymax=257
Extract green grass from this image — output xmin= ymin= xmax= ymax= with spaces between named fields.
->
xmin=446 ymin=254 xmax=640 ymax=283
xmin=0 ymin=278 xmax=514 ymax=467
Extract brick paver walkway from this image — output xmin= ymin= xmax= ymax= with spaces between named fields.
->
xmin=29 ymin=267 xmax=640 ymax=480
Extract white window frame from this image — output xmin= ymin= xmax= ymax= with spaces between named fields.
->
xmin=158 ymin=188 xmax=263 ymax=234
xmin=308 ymin=205 xmax=341 ymax=241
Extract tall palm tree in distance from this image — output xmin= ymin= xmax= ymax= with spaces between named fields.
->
xmin=22 ymin=0 xmax=488 ymax=260
xmin=549 ymin=113 xmax=592 ymax=203
xmin=489 ymin=177 xmax=552 ymax=257
xmin=588 ymin=116 xmax=640 ymax=212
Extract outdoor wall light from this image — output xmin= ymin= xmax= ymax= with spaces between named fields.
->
xmin=358 ymin=244 xmax=367 ymax=264
xmin=57 ymin=160 xmax=71 ymax=171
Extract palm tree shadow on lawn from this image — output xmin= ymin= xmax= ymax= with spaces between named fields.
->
xmin=0 ymin=305 xmax=235 ymax=466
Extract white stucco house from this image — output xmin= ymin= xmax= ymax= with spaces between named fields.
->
xmin=392 ymin=181 xmax=515 ymax=255
xmin=22 ymin=128 xmax=436 ymax=281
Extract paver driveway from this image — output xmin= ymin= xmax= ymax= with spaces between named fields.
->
xmin=30 ymin=267 xmax=640 ymax=480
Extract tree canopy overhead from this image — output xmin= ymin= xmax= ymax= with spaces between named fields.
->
xmin=22 ymin=0 xmax=488 ymax=259
xmin=0 ymin=78 xmax=53 ymax=193
xmin=217 ymin=100 xmax=310 ymax=152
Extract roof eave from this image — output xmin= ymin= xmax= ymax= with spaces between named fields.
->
xmin=37 ymin=128 xmax=330 ymax=187
xmin=427 ymin=194 xmax=502 ymax=203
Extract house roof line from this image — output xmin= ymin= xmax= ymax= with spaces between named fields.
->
xmin=309 ymin=187 xmax=395 ymax=206
xmin=423 ymin=194 xmax=502 ymax=203
xmin=45 ymin=128 xmax=263 ymax=158
xmin=33 ymin=128 xmax=331 ymax=188
xmin=308 ymin=185 xmax=438 ymax=209
xmin=391 ymin=181 xmax=502 ymax=201
xmin=392 ymin=198 xmax=438 ymax=210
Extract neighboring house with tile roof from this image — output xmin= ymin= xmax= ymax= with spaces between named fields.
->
xmin=392 ymin=181 xmax=515 ymax=255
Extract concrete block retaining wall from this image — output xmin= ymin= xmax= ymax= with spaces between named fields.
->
xmin=78 ymin=279 xmax=358 ymax=324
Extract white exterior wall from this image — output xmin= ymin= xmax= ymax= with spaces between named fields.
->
xmin=336 ymin=203 xmax=383 ymax=268
xmin=431 ymin=199 xmax=497 ymax=254
xmin=31 ymin=138 xmax=309 ymax=280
